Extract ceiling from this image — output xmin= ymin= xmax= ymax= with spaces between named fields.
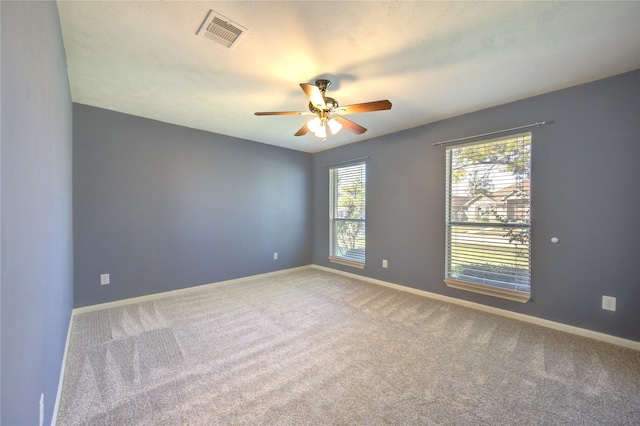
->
xmin=57 ymin=1 xmax=640 ymax=153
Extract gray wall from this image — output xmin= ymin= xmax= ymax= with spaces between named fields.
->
xmin=313 ymin=70 xmax=640 ymax=342
xmin=73 ymin=105 xmax=312 ymax=307
xmin=1 ymin=2 xmax=74 ymax=425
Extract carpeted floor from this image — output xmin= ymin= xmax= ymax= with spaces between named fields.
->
xmin=56 ymin=268 xmax=640 ymax=425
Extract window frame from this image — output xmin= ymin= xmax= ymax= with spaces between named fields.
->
xmin=444 ymin=133 xmax=532 ymax=303
xmin=328 ymin=161 xmax=366 ymax=269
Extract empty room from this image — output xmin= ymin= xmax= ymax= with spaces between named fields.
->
xmin=2 ymin=1 xmax=639 ymax=425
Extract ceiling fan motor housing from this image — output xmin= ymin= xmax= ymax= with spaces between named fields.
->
xmin=309 ymin=97 xmax=338 ymax=113
xmin=315 ymin=79 xmax=331 ymax=92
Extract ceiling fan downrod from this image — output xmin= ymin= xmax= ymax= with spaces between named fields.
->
xmin=315 ymin=79 xmax=331 ymax=93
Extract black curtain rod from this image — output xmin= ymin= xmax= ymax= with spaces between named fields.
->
xmin=432 ymin=121 xmax=552 ymax=147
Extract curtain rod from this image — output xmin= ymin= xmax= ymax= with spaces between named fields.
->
xmin=431 ymin=121 xmax=552 ymax=147
xmin=323 ymin=156 xmax=369 ymax=167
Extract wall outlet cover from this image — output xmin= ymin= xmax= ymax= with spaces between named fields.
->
xmin=100 ymin=273 xmax=110 ymax=285
xmin=602 ymin=295 xmax=616 ymax=311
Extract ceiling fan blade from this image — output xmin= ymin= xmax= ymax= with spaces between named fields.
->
xmin=337 ymin=100 xmax=392 ymax=114
xmin=294 ymin=123 xmax=309 ymax=136
xmin=254 ymin=111 xmax=310 ymax=116
xmin=300 ymin=83 xmax=326 ymax=109
xmin=333 ymin=116 xmax=367 ymax=135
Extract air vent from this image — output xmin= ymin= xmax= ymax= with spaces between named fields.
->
xmin=196 ymin=10 xmax=247 ymax=49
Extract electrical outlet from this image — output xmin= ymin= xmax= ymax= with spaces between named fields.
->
xmin=602 ymin=295 xmax=616 ymax=311
xmin=100 ymin=273 xmax=110 ymax=285
xmin=382 ymin=259 xmax=388 ymax=268
xmin=273 ymin=252 xmax=278 ymax=260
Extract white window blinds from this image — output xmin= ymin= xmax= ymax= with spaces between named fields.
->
xmin=445 ymin=133 xmax=531 ymax=301
xmin=329 ymin=162 xmax=366 ymax=267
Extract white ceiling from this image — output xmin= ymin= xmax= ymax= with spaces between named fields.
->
xmin=57 ymin=1 xmax=640 ymax=153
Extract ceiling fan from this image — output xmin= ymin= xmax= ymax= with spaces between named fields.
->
xmin=254 ymin=79 xmax=392 ymax=139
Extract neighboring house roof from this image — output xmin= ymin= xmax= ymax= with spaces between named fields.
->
xmin=463 ymin=194 xmax=497 ymax=208
xmin=488 ymin=179 xmax=530 ymax=202
xmin=500 ymin=189 xmax=528 ymax=202
xmin=453 ymin=179 xmax=530 ymax=214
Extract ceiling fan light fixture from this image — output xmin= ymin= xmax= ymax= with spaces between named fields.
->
xmin=314 ymin=125 xmax=327 ymax=138
xmin=307 ymin=117 xmax=321 ymax=133
xmin=327 ymin=118 xmax=342 ymax=135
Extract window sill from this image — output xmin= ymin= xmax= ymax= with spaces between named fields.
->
xmin=329 ymin=256 xmax=365 ymax=269
xmin=444 ymin=278 xmax=530 ymax=303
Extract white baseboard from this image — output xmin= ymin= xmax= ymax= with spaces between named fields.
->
xmin=51 ymin=312 xmax=74 ymax=426
xmin=73 ymin=266 xmax=311 ymax=315
xmin=311 ymin=264 xmax=640 ymax=351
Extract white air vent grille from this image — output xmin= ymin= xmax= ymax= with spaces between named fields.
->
xmin=197 ymin=10 xmax=247 ymax=49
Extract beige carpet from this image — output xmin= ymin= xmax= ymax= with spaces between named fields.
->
xmin=56 ymin=268 xmax=640 ymax=425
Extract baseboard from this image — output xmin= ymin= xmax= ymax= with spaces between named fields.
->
xmin=51 ymin=312 xmax=74 ymax=426
xmin=311 ymin=264 xmax=640 ymax=351
xmin=73 ymin=265 xmax=312 ymax=315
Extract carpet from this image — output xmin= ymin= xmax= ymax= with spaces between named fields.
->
xmin=56 ymin=268 xmax=640 ymax=425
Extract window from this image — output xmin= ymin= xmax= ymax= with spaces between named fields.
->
xmin=445 ymin=133 xmax=531 ymax=302
xmin=329 ymin=161 xmax=366 ymax=268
